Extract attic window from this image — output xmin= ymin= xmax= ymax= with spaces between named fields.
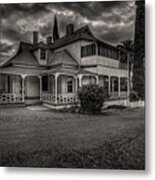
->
xmin=40 ymin=48 xmax=46 ymax=60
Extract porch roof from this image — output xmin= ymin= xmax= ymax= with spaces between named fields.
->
xmin=41 ymin=68 xmax=77 ymax=76
xmin=0 ymin=66 xmax=44 ymax=76
xmin=77 ymin=68 xmax=97 ymax=75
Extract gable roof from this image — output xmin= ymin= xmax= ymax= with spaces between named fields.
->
xmin=47 ymin=49 xmax=78 ymax=67
xmin=50 ymin=25 xmax=97 ymax=50
xmin=10 ymin=50 xmax=39 ymax=66
xmin=1 ymin=41 xmax=34 ymax=67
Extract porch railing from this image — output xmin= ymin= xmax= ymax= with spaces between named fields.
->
xmin=42 ymin=93 xmax=78 ymax=104
xmin=109 ymin=91 xmax=128 ymax=99
xmin=42 ymin=93 xmax=56 ymax=104
xmin=0 ymin=93 xmax=22 ymax=104
xmin=57 ymin=94 xmax=78 ymax=104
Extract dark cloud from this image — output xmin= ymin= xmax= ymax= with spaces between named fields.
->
xmin=0 ymin=1 xmax=136 ymax=63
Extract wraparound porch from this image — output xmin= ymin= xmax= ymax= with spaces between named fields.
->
xmin=0 ymin=71 xmax=129 ymax=106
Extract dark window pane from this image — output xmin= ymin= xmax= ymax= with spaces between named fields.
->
xmin=42 ymin=76 xmax=48 ymax=91
xmin=40 ymin=48 xmax=46 ymax=60
xmin=67 ymin=80 xmax=73 ymax=93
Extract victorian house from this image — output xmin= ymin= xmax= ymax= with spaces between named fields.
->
xmin=0 ymin=16 xmax=129 ymax=108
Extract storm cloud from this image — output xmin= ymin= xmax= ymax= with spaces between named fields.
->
xmin=0 ymin=1 xmax=136 ymax=63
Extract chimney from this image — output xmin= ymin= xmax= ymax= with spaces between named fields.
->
xmin=66 ymin=24 xmax=74 ymax=36
xmin=46 ymin=36 xmax=52 ymax=46
xmin=33 ymin=31 xmax=38 ymax=45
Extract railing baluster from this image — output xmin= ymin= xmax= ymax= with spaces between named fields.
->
xmin=0 ymin=93 xmax=22 ymax=104
xmin=42 ymin=93 xmax=77 ymax=104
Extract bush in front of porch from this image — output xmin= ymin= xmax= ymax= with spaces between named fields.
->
xmin=78 ymin=84 xmax=108 ymax=114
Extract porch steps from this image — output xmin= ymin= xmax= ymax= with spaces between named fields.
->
xmin=26 ymin=105 xmax=51 ymax=111
xmin=0 ymin=103 xmax=26 ymax=108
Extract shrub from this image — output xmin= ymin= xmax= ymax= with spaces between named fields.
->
xmin=78 ymin=84 xmax=107 ymax=113
xmin=130 ymin=91 xmax=140 ymax=102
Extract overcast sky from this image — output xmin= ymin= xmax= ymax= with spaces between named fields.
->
xmin=0 ymin=1 xmax=136 ymax=63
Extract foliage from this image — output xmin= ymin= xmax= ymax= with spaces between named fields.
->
xmin=117 ymin=39 xmax=134 ymax=71
xmin=78 ymin=84 xmax=107 ymax=113
xmin=133 ymin=1 xmax=145 ymax=99
xmin=130 ymin=91 xmax=140 ymax=102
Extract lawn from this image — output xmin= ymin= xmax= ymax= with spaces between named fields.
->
xmin=0 ymin=107 xmax=145 ymax=169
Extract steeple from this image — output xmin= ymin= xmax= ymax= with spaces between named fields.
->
xmin=53 ymin=15 xmax=59 ymax=42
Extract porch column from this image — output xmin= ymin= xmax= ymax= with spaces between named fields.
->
xmin=39 ymin=75 xmax=42 ymax=101
xmin=118 ymin=77 xmax=121 ymax=97
xmin=95 ymin=75 xmax=99 ymax=85
xmin=108 ymin=76 xmax=111 ymax=95
xmin=78 ymin=75 xmax=82 ymax=87
xmin=55 ymin=74 xmax=58 ymax=104
xmin=127 ymin=78 xmax=130 ymax=97
xmin=112 ymin=78 xmax=115 ymax=96
xmin=74 ymin=76 xmax=78 ymax=94
xmin=21 ymin=75 xmax=26 ymax=102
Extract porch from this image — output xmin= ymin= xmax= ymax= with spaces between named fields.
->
xmin=0 ymin=72 xmax=129 ymax=106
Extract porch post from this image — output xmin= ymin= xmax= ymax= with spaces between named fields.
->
xmin=108 ymin=76 xmax=111 ymax=96
xmin=95 ymin=75 xmax=99 ymax=85
xmin=118 ymin=77 xmax=121 ymax=98
xmin=74 ymin=76 xmax=78 ymax=94
xmin=112 ymin=78 xmax=115 ymax=96
xmin=21 ymin=75 xmax=26 ymax=102
xmin=127 ymin=78 xmax=130 ymax=97
xmin=39 ymin=75 xmax=42 ymax=101
xmin=55 ymin=74 xmax=58 ymax=104
xmin=78 ymin=75 xmax=82 ymax=87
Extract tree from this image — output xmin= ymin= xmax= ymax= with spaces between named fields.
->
xmin=117 ymin=39 xmax=134 ymax=91
xmin=133 ymin=0 xmax=145 ymax=100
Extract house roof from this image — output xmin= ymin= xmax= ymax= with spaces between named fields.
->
xmin=50 ymin=25 xmax=97 ymax=49
xmin=1 ymin=24 xmax=118 ymax=69
xmin=50 ymin=25 xmax=117 ymax=50
xmin=1 ymin=41 xmax=34 ymax=67
xmin=19 ymin=41 xmax=33 ymax=51
xmin=2 ymin=50 xmax=39 ymax=67
xmin=47 ymin=49 xmax=78 ymax=66
xmin=31 ymin=41 xmax=48 ymax=51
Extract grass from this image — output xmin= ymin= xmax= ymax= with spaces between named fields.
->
xmin=0 ymin=107 xmax=145 ymax=169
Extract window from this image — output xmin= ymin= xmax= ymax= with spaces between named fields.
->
xmin=110 ymin=77 xmax=118 ymax=92
xmin=98 ymin=44 xmax=118 ymax=60
xmin=67 ymin=80 xmax=73 ymax=93
xmin=40 ymin=48 xmax=46 ymax=60
xmin=81 ymin=43 xmax=96 ymax=57
xmin=42 ymin=76 xmax=48 ymax=91
xmin=120 ymin=77 xmax=127 ymax=91
xmin=0 ymin=74 xmax=6 ymax=93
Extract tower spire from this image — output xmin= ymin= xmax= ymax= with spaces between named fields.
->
xmin=53 ymin=15 xmax=59 ymax=42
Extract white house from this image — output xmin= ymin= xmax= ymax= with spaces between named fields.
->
xmin=0 ymin=16 xmax=129 ymax=108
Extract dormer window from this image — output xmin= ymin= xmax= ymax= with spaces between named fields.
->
xmin=40 ymin=48 xmax=46 ymax=60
